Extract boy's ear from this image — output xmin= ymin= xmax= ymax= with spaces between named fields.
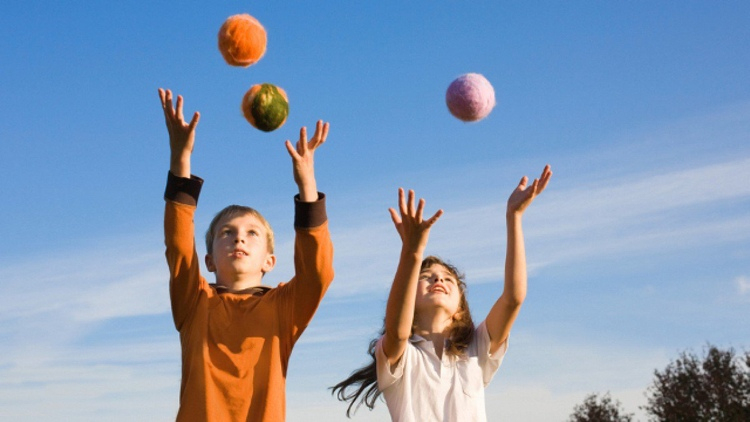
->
xmin=262 ymin=254 xmax=276 ymax=274
xmin=205 ymin=254 xmax=216 ymax=273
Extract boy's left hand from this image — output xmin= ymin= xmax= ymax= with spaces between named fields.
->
xmin=286 ymin=120 xmax=329 ymax=202
xmin=507 ymin=164 xmax=552 ymax=216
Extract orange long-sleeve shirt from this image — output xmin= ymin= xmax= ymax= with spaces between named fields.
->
xmin=163 ymin=173 xmax=334 ymax=421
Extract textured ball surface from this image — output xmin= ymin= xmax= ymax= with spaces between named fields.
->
xmin=446 ymin=73 xmax=496 ymax=122
xmin=242 ymin=83 xmax=289 ymax=132
xmin=218 ymin=14 xmax=267 ymax=67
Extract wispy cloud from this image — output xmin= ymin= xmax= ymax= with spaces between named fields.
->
xmin=0 ymin=240 xmax=178 ymax=418
xmin=320 ymin=155 xmax=750 ymax=297
xmin=737 ymin=276 xmax=750 ymax=295
xmin=0 ymin=337 xmax=179 ymax=421
xmin=0 ymin=240 xmax=169 ymax=325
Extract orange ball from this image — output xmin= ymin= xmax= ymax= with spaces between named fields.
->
xmin=218 ymin=14 xmax=267 ymax=67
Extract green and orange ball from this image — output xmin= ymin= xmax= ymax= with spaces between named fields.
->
xmin=241 ymin=83 xmax=289 ymax=132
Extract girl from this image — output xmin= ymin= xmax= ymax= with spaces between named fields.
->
xmin=332 ymin=165 xmax=551 ymax=421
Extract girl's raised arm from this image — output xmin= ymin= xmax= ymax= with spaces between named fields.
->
xmin=382 ymin=188 xmax=443 ymax=365
xmin=485 ymin=165 xmax=552 ymax=354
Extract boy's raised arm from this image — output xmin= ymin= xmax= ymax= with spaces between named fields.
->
xmin=382 ymin=188 xmax=443 ymax=365
xmin=285 ymin=120 xmax=329 ymax=202
xmin=160 ymin=88 xmax=204 ymax=331
xmin=284 ymin=120 xmax=334 ymax=338
xmin=485 ymin=165 xmax=552 ymax=354
xmin=159 ymin=88 xmax=200 ymax=178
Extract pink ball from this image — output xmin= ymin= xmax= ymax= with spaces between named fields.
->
xmin=445 ymin=73 xmax=496 ymax=122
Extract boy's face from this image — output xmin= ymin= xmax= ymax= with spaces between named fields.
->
xmin=415 ymin=264 xmax=462 ymax=316
xmin=205 ymin=213 xmax=275 ymax=283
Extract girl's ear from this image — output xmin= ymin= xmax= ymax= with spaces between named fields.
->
xmin=452 ymin=310 xmax=463 ymax=321
xmin=205 ymin=254 xmax=216 ymax=272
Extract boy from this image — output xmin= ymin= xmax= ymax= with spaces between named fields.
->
xmin=159 ymin=88 xmax=334 ymax=421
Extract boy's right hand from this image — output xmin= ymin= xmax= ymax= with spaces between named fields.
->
xmin=389 ymin=188 xmax=443 ymax=254
xmin=159 ymin=88 xmax=200 ymax=178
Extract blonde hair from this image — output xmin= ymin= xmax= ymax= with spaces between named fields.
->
xmin=205 ymin=205 xmax=275 ymax=254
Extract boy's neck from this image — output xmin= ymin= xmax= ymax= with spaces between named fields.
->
xmin=215 ymin=276 xmax=265 ymax=293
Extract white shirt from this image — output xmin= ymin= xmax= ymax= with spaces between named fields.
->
xmin=376 ymin=321 xmax=508 ymax=422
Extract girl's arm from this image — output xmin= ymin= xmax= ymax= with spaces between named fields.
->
xmin=382 ymin=188 xmax=443 ymax=365
xmin=486 ymin=165 xmax=552 ymax=354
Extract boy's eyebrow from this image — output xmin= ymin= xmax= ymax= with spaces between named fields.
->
xmin=219 ymin=220 xmax=265 ymax=230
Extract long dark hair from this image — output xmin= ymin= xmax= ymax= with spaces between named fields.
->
xmin=330 ymin=256 xmax=475 ymax=417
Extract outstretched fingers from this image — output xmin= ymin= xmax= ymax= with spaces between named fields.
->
xmin=158 ymin=88 xmax=174 ymax=125
xmin=517 ymin=175 xmax=529 ymax=192
xmin=158 ymin=88 xmax=167 ymax=109
xmin=284 ymin=126 xmax=307 ymax=160
xmin=176 ymin=95 xmax=185 ymax=122
xmin=309 ymin=120 xmax=329 ymax=150
xmin=424 ymin=208 xmax=444 ymax=227
xmin=391 ymin=187 xmax=443 ymax=250
xmin=507 ymin=164 xmax=553 ymax=214
xmin=286 ymin=121 xmax=330 ymax=159
xmin=396 ymin=187 xmax=407 ymax=216
xmin=395 ymin=187 xmax=443 ymax=225
xmin=389 ymin=207 xmax=402 ymax=227
xmin=535 ymin=164 xmax=553 ymax=194
xmin=298 ymin=126 xmax=308 ymax=154
xmin=158 ymin=88 xmax=200 ymax=130
xmin=415 ymin=197 xmax=426 ymax=221
xmin=406 ymin=189 xmax=416 ymax=217
xmin=188 ymin=111 xmax=201 ymax=130
xmin=284 ymin=139 xmax=298 ymax=159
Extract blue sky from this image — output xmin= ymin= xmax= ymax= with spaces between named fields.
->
xmin=1 ymin=1 xmax=749 ymax=420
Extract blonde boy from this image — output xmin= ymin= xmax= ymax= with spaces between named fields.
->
xmin=159 ymin=89 xmax=334 ymax=421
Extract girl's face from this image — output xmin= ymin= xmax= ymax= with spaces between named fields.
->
xmin=415 ymin=264 xmax=463 ymax=316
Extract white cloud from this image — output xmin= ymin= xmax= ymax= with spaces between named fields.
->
xmin=317 ymin=155 xmax=750 ymax=298
xmin=0 ymin=237 xmax=169 ymax=324
xmin=0 ymin=333 xmax=180 ymax=421
xmin=737 ymin=276 xmax=750 ymax=295
xmin=485 ymin=386 xmax=647 ymax=421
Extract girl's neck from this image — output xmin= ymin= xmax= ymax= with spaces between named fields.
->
xmin=413 ymin=311 xmax=453 ymax=359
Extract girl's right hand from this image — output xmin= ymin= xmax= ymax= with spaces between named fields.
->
xmin=388 ymin=188 xmax=443 ymax=253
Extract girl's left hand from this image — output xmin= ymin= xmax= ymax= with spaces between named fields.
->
xmin=507 ymin=164 xmax=552 ymax=216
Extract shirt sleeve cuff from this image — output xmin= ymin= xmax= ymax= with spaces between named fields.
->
xmin=294 ymin=192 xmax=327 ymax=228
xmin=164 ymin=171 xmax=203 ymax=206
xmin=478 ymin=320 xmax=509 ymax=360
xmin=376 ymin=336 xmax=403 ymax=390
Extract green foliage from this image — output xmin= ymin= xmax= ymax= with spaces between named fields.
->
xmin=568 ymin=345 xmax=750 ymax=421
xmin=568 ymin=392 xmax=634 ymax=422
xmin=643 ymin=345 xmax=750 ymax=421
